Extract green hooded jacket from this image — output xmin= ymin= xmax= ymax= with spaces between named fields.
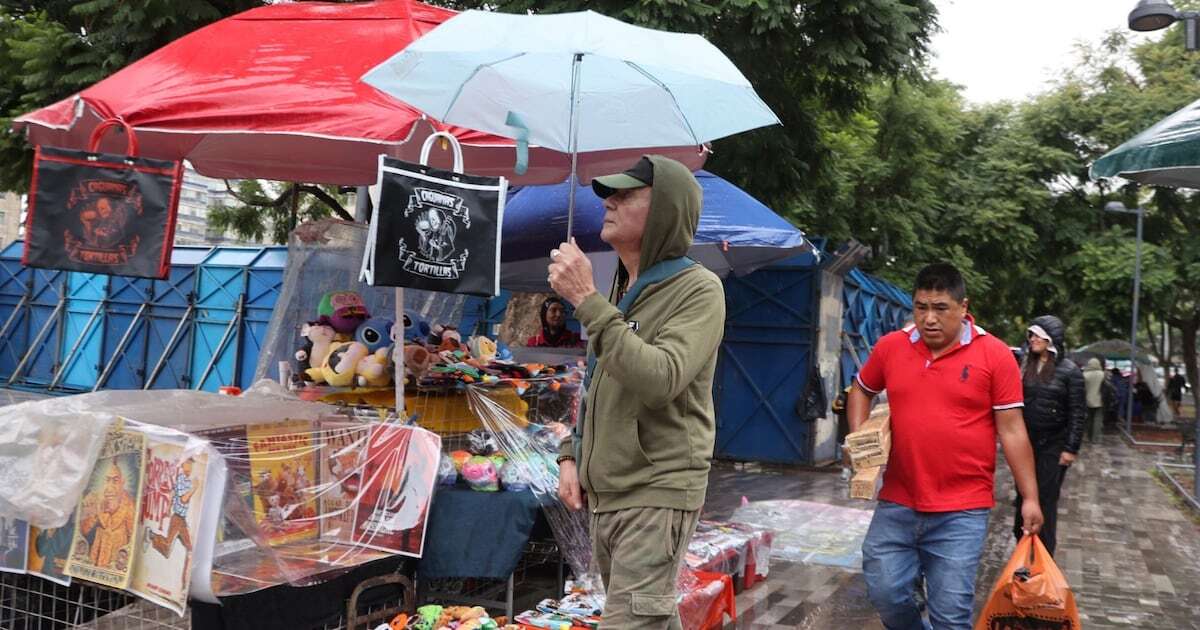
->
xmin=559 ymin=155 xmax=726 ymax=513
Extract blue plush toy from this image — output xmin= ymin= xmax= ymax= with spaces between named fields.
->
xmin=403 ymin=309 xmax=431 ymax=341
xmin=355 ymin=318 xmax=393 ymax=354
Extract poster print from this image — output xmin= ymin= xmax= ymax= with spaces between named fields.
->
xmin=317 ymin=422 xmax=369 ymax=544
xmin=28 ymin=514 xmax=75 ymax=585
xmin=247 ymin=420 xmax=319 ymax=546
xmin=351 ymin=424 xmax=440 ymax=557
xmin=0 ymin=517 xmax=29 ymax=574
xmin=66 ymin=427 xmax=146 ymax=589
xmin=130 ymin=440 xmax=208 ymax=615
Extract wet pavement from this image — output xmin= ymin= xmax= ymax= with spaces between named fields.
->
xmin=706 ymin=431 xmax=1200 ymax=629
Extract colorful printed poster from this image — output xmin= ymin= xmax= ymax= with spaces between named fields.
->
xmin=351 ymin=424 xmax=439 ymax=557
xmin=28 ymin=514 xmax=75 ymax=585
xmin=246 ymin=420 xmax=319 ymax=546
xmin=130 ymin=439 xmax=208 ymax=615
xmin=66 ymin=426 xmax=146 ymax=588
xmin=192 ymin=424 xmax=250 ymax=544
xmin=317 ymin=422 xmax=369 ymax=544
xmin=0 ymin=517 xmax=29 ymax=574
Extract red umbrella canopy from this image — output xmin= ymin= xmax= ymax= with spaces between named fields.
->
xmin=14 ymin=0 xmax=705 ymax=185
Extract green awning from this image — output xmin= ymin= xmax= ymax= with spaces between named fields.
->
xmin=1091 ymin=96 xmax=1200 ymax=188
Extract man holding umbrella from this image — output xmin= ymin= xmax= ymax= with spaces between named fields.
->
xmin=550 ymin=155 xmax=725 ymax=629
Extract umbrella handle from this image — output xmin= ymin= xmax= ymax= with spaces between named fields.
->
xmin=88 ymin=118 xmax=139 ymax=157
xmin=419 ymin=131 xmax=463 ymax=173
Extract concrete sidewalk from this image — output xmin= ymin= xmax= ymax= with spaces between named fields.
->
xmin=707 ymin=432 xmax=1200 ymax=629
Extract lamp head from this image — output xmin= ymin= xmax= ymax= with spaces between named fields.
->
xmin=1105 ymin=201 xmax=1131 ymax=213
xmin=1130 ymin=0 xmax=1180 ymax=31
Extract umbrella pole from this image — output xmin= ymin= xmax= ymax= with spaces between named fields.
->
xmin=394 ymin=286 xmax=405 ymax=421
xmin=566 ymin=53 xmax=583 ymax=239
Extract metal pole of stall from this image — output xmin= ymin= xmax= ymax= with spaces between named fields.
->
xmin=1125 ymin=207 xmax=1143 ymax=437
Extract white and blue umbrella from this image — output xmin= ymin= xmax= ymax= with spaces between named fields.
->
xmin=362 ymin=9 xmax=780 ymax=233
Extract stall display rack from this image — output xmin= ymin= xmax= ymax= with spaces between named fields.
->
xmin=417 ymin=539 xmax=564 ymax=620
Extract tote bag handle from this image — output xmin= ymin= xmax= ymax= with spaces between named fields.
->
xmin=419 ymin=131 xmax=464 ymax=173
xmin=87 ymin=118 xmax=140 ymax=157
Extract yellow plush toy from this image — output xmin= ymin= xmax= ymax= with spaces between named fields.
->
xmin=320 ymin=341 xmax=369 ymax=387
xmin=356 ymin=347 xmax=391 ymax=388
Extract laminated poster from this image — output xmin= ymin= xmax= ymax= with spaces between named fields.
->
xmin=28 ymin=514 xmax=75 ymax=585
xmin=317 ymin=422 xmax=369 ymax=545
xmin=247 ymin=420 xmax=319 ymax=546
xmin=0 ymin=517 xmax=29 ymax=574
xmin=66 ymin=425 xmax=146 ymax=589
xmin=130 ymin=439 xmax=208 ymax=615
xmin=351 ymin=424 xmax=439 ymax=557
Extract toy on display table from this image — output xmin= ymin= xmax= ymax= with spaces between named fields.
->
xmin=374 ymin=604 xmax=514 ymax=630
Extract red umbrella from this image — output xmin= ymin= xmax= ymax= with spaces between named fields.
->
xmin=13 ymin=0 xmax=705 ymax=186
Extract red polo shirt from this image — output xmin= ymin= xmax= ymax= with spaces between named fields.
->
xmin=856 ymin=317 xmax=1022 ymax=512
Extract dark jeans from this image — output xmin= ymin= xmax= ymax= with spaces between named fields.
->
xmin=1013 ymin=445 xmax=1068 ymax=556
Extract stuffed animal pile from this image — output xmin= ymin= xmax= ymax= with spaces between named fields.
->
xmin=379 ymin=605 xmax=523 ymax=630
xmin=292 ymin=291 xmax=580 ymax=395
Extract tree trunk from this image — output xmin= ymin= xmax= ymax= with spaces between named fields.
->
xmin=1183 ymin=319 xmax=1200 ymax=498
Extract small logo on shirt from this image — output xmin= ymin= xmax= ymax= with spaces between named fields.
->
xmin=626 ymin=320 xmax=640 ymax=332
xmin=961 ymin=365 xmax=971 ymax=382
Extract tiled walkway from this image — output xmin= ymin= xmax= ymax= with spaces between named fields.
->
xmin=706 ymin=433 xmax=1200 ymax=629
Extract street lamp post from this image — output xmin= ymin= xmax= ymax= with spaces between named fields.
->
xmin=1126 ymin=0 xmax=1200 ymax=503
xmin=1105 ymin=201 xmax=1144 ymax=438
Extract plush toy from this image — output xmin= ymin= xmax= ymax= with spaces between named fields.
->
xmin=468 ymin=336 xmax=497 ymax=362
xmin=450 ymin=450 xmax=472 ymax=472
xmin=356 ymin=347 xmax=392 ymax=388
xmin=437 ymin=453 xmax=458 ymax=485
xmin=318 ymin=291 xmax=370 ymax=335
xmin=388 ymin=613 xmax=408 ymax=630
xmin=500 ymin=459 xmax=532 ymax=492
xmin=467 ymin=428 xmax=498 ymax=456
xmin=320 ymin=341 xmax=370 ymax=387
xmin=298 ymin=321 xmax=337 ymax=383
xmin=403 ymin=344 xmax=435 ymax=381
xmin=488 ymin=454 xmax=508 ymax=471
xmin=462 ymin=455 xmax=499 ymax=492
xmin=355 ymin=317 xmax=394 ymax=354
xmin=412 ymin=605 xmax=443 ymax=630
xmin=403 ymin=309 xmax=431 ymax=341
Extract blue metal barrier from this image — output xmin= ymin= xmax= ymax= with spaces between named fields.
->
xmin=0 ymin=242 xmax=285 ymax=393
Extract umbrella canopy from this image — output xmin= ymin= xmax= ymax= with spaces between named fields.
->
xmin=1090 ymin=95 xmax=1200 ymax=187
xmin=363 ymin=9 xmax=779 ymax=155
xmin=13 ymin=0 xmax=705 ymax=186
xmin=498 ymin=170 xmax=812 ymax=291
xmin=1076 ymin=339 xmax=1157 ymax=365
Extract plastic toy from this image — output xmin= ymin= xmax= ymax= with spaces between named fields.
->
xmin=412 ymin=605 xmax=443 ymax=630
xmin=318 ymin=291 xmax=370 ymax=335
xmin=319 ymin=341 xmax=370 ymax=387
xmin=450 ymin=450 xmax=472 ymax=472
xmin=297 ymin=321 xmax=337 ymax=382
xmin=355 ymin=317 xmax=394 ymax=354
xmin=388 ymin=613 xmax=408 ymax=630
xmin=500 ymin=459 xmax=532 ymax=492
xmin=488 ymin=454 xmax=508 ymax=471
xmin=437 ymin=453 xmax=458 ymax=485
xmin=462 ymin=456 xmax=499 ymax=492
xmin=467 ymin=428 xmax=498 ymax=456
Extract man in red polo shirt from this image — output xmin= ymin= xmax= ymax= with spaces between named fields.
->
xmin=848 ymin=263 xmax=1043 ymax=630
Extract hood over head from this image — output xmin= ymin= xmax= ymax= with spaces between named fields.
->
xmin=1029 ymin=315 xmax=1066 ymax=359
xmin=605 ymin=155 xmax=700 ymax=277
xmin=1086 ymin=357 xmax=1102 ymax=370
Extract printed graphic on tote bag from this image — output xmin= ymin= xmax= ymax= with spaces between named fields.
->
xmin=400 ymin=188 xmax=472 ymax=280
xmin=64 ymin=180 xmax=146 ymax=266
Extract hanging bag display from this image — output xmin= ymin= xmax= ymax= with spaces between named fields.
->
xmin=23 ymin=118 xmax=182 ymax=279
xmin=976 ymin=534 xmax=1081 ymax=630
xmin=361 ymin=132 xmax=506 ymax=296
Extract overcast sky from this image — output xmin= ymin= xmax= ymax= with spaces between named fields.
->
xmin=930 ymin=0 xmax=1164 ymax=104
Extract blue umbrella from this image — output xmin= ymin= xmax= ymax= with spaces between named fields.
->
xmin=498 ymin=171 xmax=812 ymax=291
xmin=362 ymin=9 xmax=779 ymax=235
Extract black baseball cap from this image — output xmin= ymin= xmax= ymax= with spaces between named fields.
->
xmin=591 ymin=156 xmax=654 ymax=199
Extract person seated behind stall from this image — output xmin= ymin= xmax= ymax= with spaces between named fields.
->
xmin=526 ymin=296 xmax=584 ymax=348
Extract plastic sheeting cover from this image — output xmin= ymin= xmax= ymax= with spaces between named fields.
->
xmin=732 ymin=499 xmax=873 ymax=570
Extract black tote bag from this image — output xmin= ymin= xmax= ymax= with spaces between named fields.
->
xmin=361 ymin=133 xmax=506 ymax=297
xmin=23 ymin=119 xmax=181 ymax=279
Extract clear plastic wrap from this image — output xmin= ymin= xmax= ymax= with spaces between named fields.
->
xmin=684 ymin=520 xmax=773 ymax=581
xmin=462 ymin=372 xmax=594 ymax=584
xmin=731 ymin=499 xmax=873 ymax=570
xmin=0 ymin=396 xmax=116 ymax=529
xmin=675 ymin=567 xmax=736 ymax=630
xmin=204 ymin=417 xmax=441 ymax=597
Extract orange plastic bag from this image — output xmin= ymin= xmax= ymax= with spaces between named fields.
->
xmin=975 ymin=534 xmax=1080 ymax=630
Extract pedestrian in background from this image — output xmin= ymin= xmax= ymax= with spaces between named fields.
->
xmin=1015 ymin=316 xmax=1085 ymax=557
xmin=1083 ymin=357 xmax=1105 ymax=442
xmin=1168 ymin=367 xmax=1187 ymax=418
